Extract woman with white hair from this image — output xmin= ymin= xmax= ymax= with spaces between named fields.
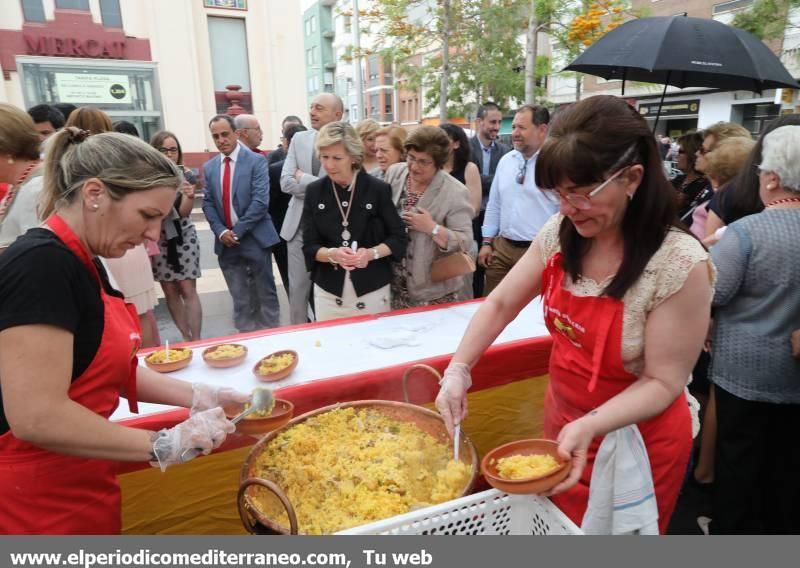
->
xmin=302 ymin=121 xmax=407 ymax=321
xmin=708 ymin=124 xmax=800 ymax=534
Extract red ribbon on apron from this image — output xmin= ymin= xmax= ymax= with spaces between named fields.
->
xmin=0 ymin=215 xmax=142 ymax=534
xmin=541 ymin=252 xmax=692 ymax=534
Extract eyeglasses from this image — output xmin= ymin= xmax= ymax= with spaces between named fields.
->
xmin=697 ymin=146 xmax=710 ymax=155
xmin=553 ymin=168 xmax=627 ymax=210
xmin=159 ymin=147 xmax=179 ymax=155
xmin=406 ymin=153 xmax=434 ymax=168
xmin=516 ymin=161 xmax=527 ymax=185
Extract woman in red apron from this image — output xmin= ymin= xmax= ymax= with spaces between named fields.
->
xmin=436 ymin=96 xmax=713 ymax=533
xmin=0 ymin=128 xmax=241 ymax=534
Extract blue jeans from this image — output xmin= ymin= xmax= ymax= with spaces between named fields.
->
xmin=218 ymin=247 xmax=280 ymax=332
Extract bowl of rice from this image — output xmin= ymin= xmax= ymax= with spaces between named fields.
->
xmin=226 ymin=398 xmax=294 ymax=437
xmin=253 ymin=350 xmax=298 ymax=382
xmin=481 ymin=439 xmax=570 ymax=495
xmin=202 ymin=343 xmax=248 ymax=368
xmin=144 ymin=347 xmax=193 ymax=373
xmin=237 ymin=401 xmax=478 ymax=534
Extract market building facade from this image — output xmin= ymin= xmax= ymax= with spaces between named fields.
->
xmin=0 ymin=0 xmax=306 ymax=161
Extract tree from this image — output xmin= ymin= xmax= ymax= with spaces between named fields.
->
xmin=363 ymin=0 xmax=531 ymax=119
xmin=524 ymin=0 xmax=571 ymax=104
xmin=547 ymin=0 xmax=638 ymax=101
xmin=732 ymin=0 xmax=798 ymax=40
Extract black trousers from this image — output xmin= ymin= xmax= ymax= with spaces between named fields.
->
xmin=472 ymin=212 xmax=485 ymax=299
xmin=711 ymin=385 xmax=800 ymax=534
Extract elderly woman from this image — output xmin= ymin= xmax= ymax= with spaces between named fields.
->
xmin=149 ymin=131 xmax=203 ymax=341
xmin=672 ymin=131 xmax=709 ymax=220
xmin=373 ymin=126 xmax=407 ymax=181
xmin=708 ymin=125 xmax=800 ymax=534
xmin=384 ymin=126 xmax=475 ymax=309
xmin=0 ymin=103 xmax=42 ymax=250
xmin=436 ymin=96 xmax=714 ymax=533
xmin=302 ymin=121 xmax=406 ymax=321
xmin=0 ymin=129 xmax=246 ymax=534
xmin=356 ymin=118 xmax=381 ymax=173
xmin=691 ymin=136 xmax=754 ymax=240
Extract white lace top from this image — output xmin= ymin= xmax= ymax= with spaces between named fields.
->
xmin=537 ymin=214 xmax=714 ymax=375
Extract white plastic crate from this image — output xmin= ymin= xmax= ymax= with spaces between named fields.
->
xmin=337 ymin=489 xmax=582 ymax=535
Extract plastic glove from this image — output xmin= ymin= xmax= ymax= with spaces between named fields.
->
xmin=434 ymin=362 xmax=472 ymax=437
xmin=150 ymin=407 xmax=235 ymax=471
xmin=190 ymin=382 xmax=250 ymax=415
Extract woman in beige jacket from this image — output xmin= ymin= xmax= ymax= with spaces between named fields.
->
xmin=384 ymin=126 xmax=474 ymax=308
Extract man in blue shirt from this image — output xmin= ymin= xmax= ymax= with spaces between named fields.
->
xmin=480 ymin=104 xmax=557 ymax=294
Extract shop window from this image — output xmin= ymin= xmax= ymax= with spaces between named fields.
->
xmin=207 ymin=16 xmax=252 ymax=92
xmin=100 ymin=0 xmax=122 ymax=28
xmin=21 ymin=0 xmax=46 ymax=22
xmin=55 ymin=0 xmax=90 ymax=9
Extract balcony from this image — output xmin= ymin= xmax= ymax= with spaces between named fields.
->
xmin=322 ymin=30 xmax=335 ymax=40
xmin=320 ymin=0 xmax=336 ymax=6
xmin=324 ymin=61 xmax=337 ymax=71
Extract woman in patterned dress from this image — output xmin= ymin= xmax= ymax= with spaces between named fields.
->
xmin=383 ymin=126 xmax=474 ymax=310
xmin=149 ymin=131 xmax=203 ymax=341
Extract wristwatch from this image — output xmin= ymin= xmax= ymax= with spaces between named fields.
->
xmin=482 ymin=237 xmax=494 ymax=249
xmin=431 ymin=224 xmax=441 ymax=237
xmin=371 ymin=247 xmax=380 ymax=261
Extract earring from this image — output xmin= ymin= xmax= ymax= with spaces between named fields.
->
xmin=6 ymin=157 xmax=13 ymax=165
xmin=92 ymin=203 xmax=100 ymax=210
xmin=627 ymin=193 xmax=634 ymax=200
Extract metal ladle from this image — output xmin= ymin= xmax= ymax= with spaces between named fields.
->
xmin=180 ymin=388 xmax=275 ymax=462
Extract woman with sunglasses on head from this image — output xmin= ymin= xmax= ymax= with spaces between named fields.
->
xmin=384 ymin=126 xmax=474 ymax=309
xmin=435 ymin=96 xmax=715 ymax=533
xmin=148 ymin=131 xmax=203 ymax=341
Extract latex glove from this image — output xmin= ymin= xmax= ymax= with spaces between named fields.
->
xmin=151 ymin=408 xmax=234 ymax=471
xmin=191 ymin=382 xmax=250 ymax=416
xmin=435 ymin=362 xmax=472 ymax=437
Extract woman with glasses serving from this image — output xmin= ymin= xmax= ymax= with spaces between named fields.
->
xmin=148 ymin=131 xmax=203 ymax=341
xmin=435 ymin=96 xmax=715 ymax=533
xmin=384 ymin=126 xmax=474 ymax=309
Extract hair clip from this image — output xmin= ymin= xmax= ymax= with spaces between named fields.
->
xmin=65 ymin=127 xmax=91 ymax=144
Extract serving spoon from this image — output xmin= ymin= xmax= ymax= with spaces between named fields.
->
xmin=180 ymin=388 xmax=275 ymax=462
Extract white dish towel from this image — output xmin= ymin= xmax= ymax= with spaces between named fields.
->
xmin=581 ymin=425 xmax=659 ymax=535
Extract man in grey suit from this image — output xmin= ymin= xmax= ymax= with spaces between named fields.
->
xmin=280 ymin=93 xmax=343 ymax=324
xmin=469 ymin=102 xmax=510 ymax=297
xmin=202 ymin=114 xmax=281 ymax=332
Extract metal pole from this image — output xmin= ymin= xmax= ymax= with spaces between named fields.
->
xmin=652 ymin=71 xmax=670 ymax=133
xmin=353 ymin=0 xmax=364 ymax=122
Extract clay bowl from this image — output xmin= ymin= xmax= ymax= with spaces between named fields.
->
xmin=202 ymin=343 xmax=248 ymax=369
xmin=481 ymin=438 xmax=570 ymax=495
xmin=227 ymin=399 xmax=294 ymax=437
xmin=253 ymin=350 xmax=298 ymax=383
xmin=144 ymin=348 xmax=193 ymax=373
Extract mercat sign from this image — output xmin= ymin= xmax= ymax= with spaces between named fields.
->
xmin=24 ymin=34 xmax=127 ymax=59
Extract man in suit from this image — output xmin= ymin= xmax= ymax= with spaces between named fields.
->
xmin=202 ymin=114 xmax=281 ymax=332
xmin=280 ymin=93 xmax=343 ymax=324
xmin=469 ymin=102 xmax=510 ymax=297
xmin=268 ymin=115 xmax=305 ymax=166
xmin=234 ymin=114 xmax=266 ymax=157
xmin=268 ymin=122 xmax=307 ymax=295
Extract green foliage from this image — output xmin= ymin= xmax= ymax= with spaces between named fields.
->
xmin=732 ymin=0 xmax=798 ymax=40
xmin=364 ymin=0 xmax=540 ymax=117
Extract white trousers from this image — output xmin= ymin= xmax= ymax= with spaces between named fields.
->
xmin=314 ymin=274 xmax=391 ymax=322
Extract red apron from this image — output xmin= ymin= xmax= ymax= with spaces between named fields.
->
xmin=541 ymin=253 xmax=691 ymax=534
xmin=0 ymin=215 xmax=141 ymax=535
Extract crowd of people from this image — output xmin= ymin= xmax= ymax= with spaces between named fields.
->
xmin=0 ymin=92 xmax=797 ymax=535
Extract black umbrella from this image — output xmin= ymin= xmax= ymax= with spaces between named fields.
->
xmin=565 ymin=15 xmax=800 ymax=129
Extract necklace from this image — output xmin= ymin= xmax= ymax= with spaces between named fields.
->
xmin=331 ymin=170 xmax=358 ymax=246
xmin=765 ymin=197 xmax=800 ymax=208
xmin=0 ymin=160 xmax=39 ymax=222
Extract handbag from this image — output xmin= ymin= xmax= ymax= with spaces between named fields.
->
xmin=430 ymin=236 xmax=476 ymax=283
